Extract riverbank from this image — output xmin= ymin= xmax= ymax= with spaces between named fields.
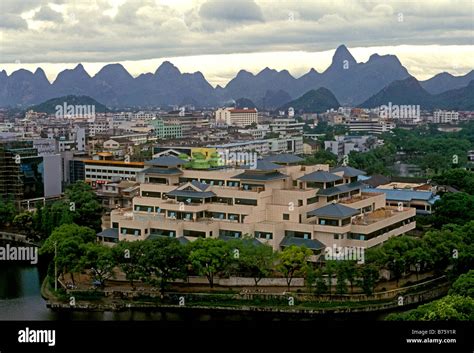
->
xmin=42 ymin=275 xmax=450 ymax=318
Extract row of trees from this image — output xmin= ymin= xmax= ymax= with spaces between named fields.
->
xmin=40 ymin=220 xmax=473 ymax=296
xmin=40 ymin=224 xmax=380 ymax=295
xmin=40 ymin=227 xmax=311 ymax=293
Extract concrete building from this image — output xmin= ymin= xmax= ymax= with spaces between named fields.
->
xmin=150 ymin=119 xmax=183 ymax=139
xmin=433 ymin=110 xmax=459 ymax=124
xmin=215 ymin=108 xmax=258 ymax=127
xmin=84 ymin=160 xmax=146 ymax=187
xmin=108 ymin=159 xmax=416 ymax=257
xmin=364 ymin=188 xmax=439 ymax=215
xmin=347 ymin=119 xmax=395 ymax=134
xmin=96 ymin=180 xmax=140 ymax=211
xmin=325 ymin=135 xmax=382 ymax=157
xmin=269 ymin=118 xmax=305 ymax=137
xmin=0 ymin=140 xmax=62 ymax=202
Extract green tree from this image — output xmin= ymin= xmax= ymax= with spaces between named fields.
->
xmin=314 ymin=268 xmax=328 ymax=295
xmin=334 ymin=262 xmax=348 ymax=295
xmin=0 ymin=197 xmax=16 ymax=227
xmin=324 ymin=261 xmax=337 ymax=296
xmin=405 ymin=245 xmax=432 ymax=281
xmin=140 ymin=237 xmax=188 ymax=294
xmin=433 ymin=169 xmax=474 ymax=194
xmin=339 ymin=261 xmax=358 ymax=293
xmin=65 ymin=181 xmax=104 ymax=232
xmin=188 ymin=238 xmax=231 ymax=288
xmin=432 ymin=193 xmax=474 ymax=228
xmin=386 ymin=295 xmax=474 ymax=321
xmin=234 ymin=240 xmax=275 ymax=287
xmin=12 ymin=212 xmax=35 ymax=239
xmin=358 ymin=264 xmax=379 ymax=295
xmin=277 ymin=245 xmax=312 ymax=291
xmin=303 ymin=150 xmax=338 ymax=166
xmin=113 ymin=240 xmax=147 ymax=289
xmin=79 ymin=243 xmax=115 ymax=286
xmin=449 ymin=270 xmax=474 ymax=297
xmin=40 ymin=224 xmax=96 ymax=285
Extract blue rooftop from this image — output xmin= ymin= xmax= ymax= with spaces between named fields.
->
xmin=364 ymin=188 xmax=440 ymax=204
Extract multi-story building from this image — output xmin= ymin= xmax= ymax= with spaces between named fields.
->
xmin=215 ymin=108 xmax=258 ymax=127
xmin=324 ymin=136 xmax=382 ymax=157
xmin=432 ymin=110 xmax=459 ymax=124
xmin=347 ymin=119 xmax=395 ymax=134
xmin=364 ymin=188 xmax=439 ymax=215
xmin=0 ymin=140 xmax=62 ymax=202
xmin=209 ymin=136 xmax=303 ymax=159
xmin=150 ymin=119 xmax=183 ymax=139
xmin=109 ymin=157 xmax=416 ymax=258
xmin=161 ymin=114 xmax=210 ymax=138
xmin=269 ymin=118 xmax=305 ymax=137
xmin=96 ymin=180 xmax=140 ymax=211
xmin=84 ymin=160 xmax=145 ymax=187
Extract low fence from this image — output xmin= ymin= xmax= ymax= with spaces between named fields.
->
xmin=0 ymin=231 xmax=38 ymax=247
xmin=65 ymin=276 xmax=449 ymax=305
xmin=178 ymin=276 xmax=305 ymax=287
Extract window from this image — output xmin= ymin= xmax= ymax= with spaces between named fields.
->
xmin=228 ymin=214 xmax=239 ymax=221
xmin=283 ymin=213 xmax=290 ymax=220
xmin=255 ymin=231 xmax=273 ymax=240
xmin=220 ymin=230 xmax=242 ymax=238
xmin=150 ymin=229 xmax=176 ymax=237
xmin=307 ymin=196 xmax=319 ymax=204
xmin=318 ymin=218 xmax=339 ymax=226
xmin=285 ymin=230 xmax=311 ymax=239
xmin=298 ymin=200 xmax=303 ymax=207
xmin=235 ymin=198 xmax=257 ymax=206
xmin=183 ymin=230 xmax=205 ymax=238
xmin=168 ymin=211 xmax=177 ymax=218
xmin=142 ymin=191 xmax=161 ymax=198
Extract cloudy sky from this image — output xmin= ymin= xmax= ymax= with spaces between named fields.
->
xmin=0 ymin=0 xmax=473 ymax=86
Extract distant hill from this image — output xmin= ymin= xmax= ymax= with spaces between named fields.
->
xmin=29 ymin=95 xmax=107 ymax=114
xmin=235 ymin=97 xmax=257 ymax=109
xmin=360 ymin=77 xmax=474 ymax=110
xmin=257 ymin=89 xmax=292 ymax=110
xmin=420 ymin=70 xmax=474 ymax=94
xmin=278 ymin=87 xmax=340 ymax=113
xmin=435 ymin=80 xmax=474 ymax=111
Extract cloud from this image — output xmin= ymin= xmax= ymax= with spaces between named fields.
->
xmin=0 ymin=13 xmax=28 ymax=29
xmin=34 ymin=5 xmax=63 ymax=22
xmin=0 ymin=0 xmax=472 ymax=82
xmin=199 ymin=0 xmax=263 ymax=22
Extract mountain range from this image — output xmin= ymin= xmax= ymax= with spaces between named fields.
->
xmin=361 ymin=76 xmax=474 ymax=110
xmin=0 ymin=45 xmax=472 ymax=109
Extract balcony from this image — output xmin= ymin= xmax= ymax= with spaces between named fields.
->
xmin=339 ymin=192 xmax=382 ymax=204
xmin=351 ymin=206 xmax=410 ymax=226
